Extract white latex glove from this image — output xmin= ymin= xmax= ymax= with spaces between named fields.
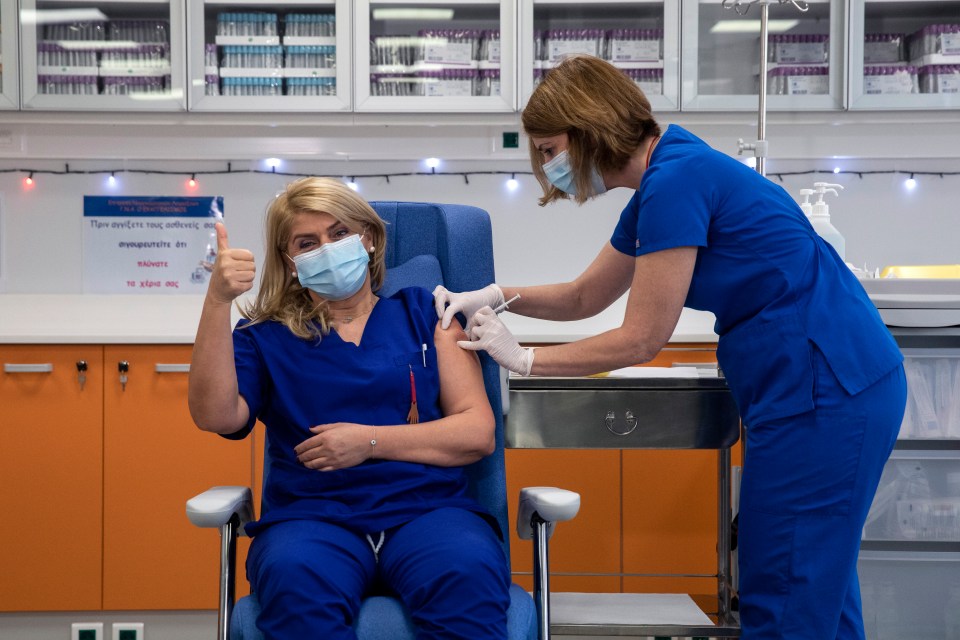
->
xmin=433 ymin=283 xmax=505 ymax=332
xmin=458 ymin=306 xmax=534 ymax=377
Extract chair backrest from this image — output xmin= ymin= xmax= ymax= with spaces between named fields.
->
xmin=261 ymin=201 xmax=511 ymax=562
xmin=373 ymin=201 xmax=510 ymax=563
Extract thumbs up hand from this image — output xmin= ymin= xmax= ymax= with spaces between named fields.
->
xmin=208 ymin=222 xmax=256 ymax=304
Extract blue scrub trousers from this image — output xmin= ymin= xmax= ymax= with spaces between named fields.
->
xmin=247 ymin=507 xmax=511 ymax=640
xmin=737 ymin=347 xmax=906 ymax=639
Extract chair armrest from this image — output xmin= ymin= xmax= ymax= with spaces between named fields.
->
xmin=516 ymin=486 xmax=581 ymax=540
xmin=186 ymin=486 xmax=254 ymax=534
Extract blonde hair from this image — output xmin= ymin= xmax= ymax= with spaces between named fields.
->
xmin=241 ymin=177 xmax=387 ymax=340
xmin=521 ymin=55 xmax=662 ymax=206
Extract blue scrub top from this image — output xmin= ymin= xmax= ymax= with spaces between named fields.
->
xmin=225 ymin=287 xmax=488 ymax=537
xmin=611 ymin=125 xmax=902 ymax=426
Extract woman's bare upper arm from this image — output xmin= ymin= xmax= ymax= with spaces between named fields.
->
xmin=434 ymin=318 xmax=494 ymax=423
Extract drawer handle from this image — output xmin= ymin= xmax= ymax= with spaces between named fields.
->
xmin=155 ymin=363 xmax=191 ymax=373
xmin=604 ymin=409 xmax=639 ymax=436
xmin=4 ymin=363 xmax=54 ymax=373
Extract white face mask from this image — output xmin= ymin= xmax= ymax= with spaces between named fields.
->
xmin=542 ymin=150 xmax=607 ymax=198
xmin=291 ymin=234 xmax=369 ymax=300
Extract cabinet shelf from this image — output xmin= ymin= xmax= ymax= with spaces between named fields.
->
xmin=861 ymin=540 xmax=960 ymax=552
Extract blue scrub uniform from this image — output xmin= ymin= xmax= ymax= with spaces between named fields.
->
xmin=611 ymin=126 xmax=906 ymax=639
xmin=226 ymin=287 xmax=511 ymax=640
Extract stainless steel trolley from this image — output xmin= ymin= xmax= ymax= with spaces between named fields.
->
xmin=506 ymin=375 xmax=741 ymax=638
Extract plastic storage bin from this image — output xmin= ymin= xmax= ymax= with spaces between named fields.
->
xmin=919 ymin=64 xmax=960 ymax=94
xmin=908 ymin=24 xmax=960 ymax=60
xmin=766 ymin=66 xmax=829 ymax=95
xmin=863 ymin=65 xmax=918 ymax=94
xmin=864 ymin=33 xmax=906 ymax=64
xmin=767 ymin=33 xmax=829 ymax=64
xmin=858 ymin=551 xmax=960 ymax=640
xmin=863 ymin=452 xmax=960 ymax=542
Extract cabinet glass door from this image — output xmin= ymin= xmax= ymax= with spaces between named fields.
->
xmin=519 ymin=0 xmax=679 ymax=111
xmin=849 ymin=0 xmax=960 ymax=110
xmin=0 ymin=0 xmax=19 ymax=108
xmin=681 ymin=0 xmax=844 ymax=111
xmin=20 ymin=0 xmax=185 ymax=111
xmin=355 ymin=0 xmax=516 ymax=112
xmin=188 ymin=0 xmax=351 ymax=111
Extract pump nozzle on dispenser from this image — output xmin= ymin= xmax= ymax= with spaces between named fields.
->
xmin=809 ymin=182 xmax=845 ymax=260
xmin=798 ymin=189 xmax=815 ymax=218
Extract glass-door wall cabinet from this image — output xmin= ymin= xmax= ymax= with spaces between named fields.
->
xmin=187 ymin=0 xmax=351 ymax=112
xmin=19 ymin=0 xmax=186 ymax=111
xmin=519 ymin=0 xmax=680 ymax=111
xmin=354 ymin=0 xmax=517 ymax=112
xmin=1 ymin=0 xmax=19 ymax=109
xmin=849 ymin=0 xmax=959 ymax=109
xmin=681 ymin=0 xmax=845 ymax=110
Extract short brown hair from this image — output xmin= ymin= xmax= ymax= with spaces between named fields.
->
xmin=522 ymin=55 xmax=661 ymax=206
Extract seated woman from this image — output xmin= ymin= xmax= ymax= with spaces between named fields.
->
xmin=188 ymin=177 xmax=511 ymax=639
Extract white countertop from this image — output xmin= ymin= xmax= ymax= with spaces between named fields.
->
xmin=0 ymin=294 xmax=718 ymax=344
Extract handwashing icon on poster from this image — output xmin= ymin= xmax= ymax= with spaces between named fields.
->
xmin=82 ymin=195 xmax=225 ymax=294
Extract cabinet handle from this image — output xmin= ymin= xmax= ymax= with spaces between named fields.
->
xmin=155 ymin=363 xmax=191 ymax=373
xmin=4 ymin=363 xmax=54 ymax=373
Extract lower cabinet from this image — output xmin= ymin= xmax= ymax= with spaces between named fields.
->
xmin=0 ymin=345 xmax=104 ymax=611
xmin=2 ymin=341 xmax=727 ymax=612
xmin=505 ymin=343 xmax=739 ymax=602
xmin=0 ymin=344 xmax=253 ymax=612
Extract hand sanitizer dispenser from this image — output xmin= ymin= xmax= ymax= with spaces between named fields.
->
xmin=811 ymin=182 xmax=845 ymax=260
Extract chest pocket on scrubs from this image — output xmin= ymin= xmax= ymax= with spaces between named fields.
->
xmin=716 ymin=315 xmax=815 ymax=427
xmin=394 ymin=346 xmax=440 ymax=419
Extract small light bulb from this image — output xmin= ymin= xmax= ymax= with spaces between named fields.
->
xmin=346 ymin=180 xmax=359 ymax=191
xmin=25 ymin=175 xmax=34 ymax=187
xmin=506 ymin=178 xmax=519 ymax=191
xmin=265 ymin=157 xmax=282 ymax=169
xmin=905 ymin=177 xmax=917 ymax=190
xmin=108 ymin=173 xmax=117 ymax=186
xmin=188 ymin=175 xmax=198 ymax=188
xmin=833 ymin=167 xmax=841 ymax=174
xmin=425 ymin=157 xmax=441 ymax=169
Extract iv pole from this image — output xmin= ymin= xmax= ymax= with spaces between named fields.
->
xmin=723 ymin=0 xmax=809 ymax=176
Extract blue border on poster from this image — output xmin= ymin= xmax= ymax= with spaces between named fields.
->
xmin=84 ymin=196 xmax=224 ymax=218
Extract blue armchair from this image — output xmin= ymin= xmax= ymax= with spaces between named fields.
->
xmin=187 ymin=201 xmax=579 ymax=640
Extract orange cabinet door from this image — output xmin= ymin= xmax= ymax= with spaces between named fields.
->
xmin=102 ymin=345 xmax=253 ymax=610
xmin=622 ymin=449 xmax=721 ymax=596
xmin=0 ymin=345 xmax=104 ymax=611
xmin=506 ymin=450 xmax=621 ymax=593
xmin=621 ymin=344 xmax=740 ymax=601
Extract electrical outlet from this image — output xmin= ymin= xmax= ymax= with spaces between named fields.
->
xmin=71 ymin=622 xmax=103 ymax=640
xmin=112 ymin=623 xmax=144 ymax=640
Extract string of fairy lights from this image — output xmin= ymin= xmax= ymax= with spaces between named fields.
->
xmin=3 ymin=161 xmax=960 ymax=192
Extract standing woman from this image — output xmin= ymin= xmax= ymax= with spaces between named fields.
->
xmin=438 ymin=55 xmax=906 ymax=639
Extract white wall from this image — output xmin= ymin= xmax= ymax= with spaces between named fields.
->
xmin=0 ymin=112 xmax=958 ymax=342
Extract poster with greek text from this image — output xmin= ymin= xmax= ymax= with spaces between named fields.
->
xmin=83 ymin=196 xmax=224 ymax=294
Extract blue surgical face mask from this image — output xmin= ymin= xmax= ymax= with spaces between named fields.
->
xmin=291 ymin=234 xmax=370 ymax=301
xmin=542 ymin=150 xmax=607 ymax=198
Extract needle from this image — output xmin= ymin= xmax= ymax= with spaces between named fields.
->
xmin=492 ymin=294 xmax=521 ymax=314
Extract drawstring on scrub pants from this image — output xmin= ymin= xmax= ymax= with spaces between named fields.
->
xmin=366 ymin=531 xmax=386 ymax=563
